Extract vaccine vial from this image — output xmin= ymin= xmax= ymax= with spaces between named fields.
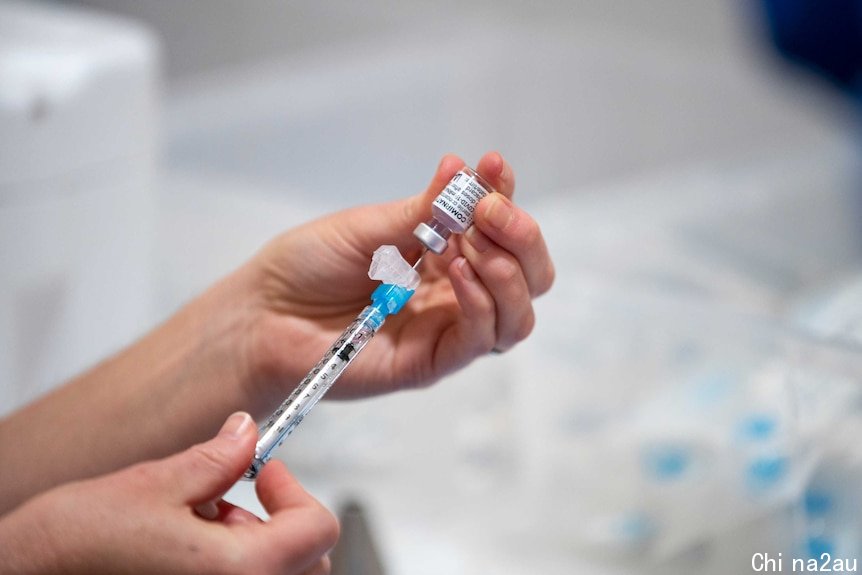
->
xmin=413 ymin=166 xmax=497 ymax=254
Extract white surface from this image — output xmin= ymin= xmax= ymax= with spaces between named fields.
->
xmin=0 ymin=1 xmax=159 ymax=414
xmin=159 ymin=8 xmax=862 ymax=573
xmin=0 ymin=0 xmax=157 ymax=185
xmin=165 ymin=13 xmax=851 ymax=211
xmin=7 ymin=0 xmax=862 ymax=572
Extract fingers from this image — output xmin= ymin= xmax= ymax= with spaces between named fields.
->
xmin=160 ymin=412 xmax=258 ymax=505
xmin=336 ymin=154 xmax=464 ymax=259
xmin=460 ymin=227 xmax=536 ymax=352
xmin=443 ymin=256 xmax=498 ymax=357
xmin=376 ymin=153 xmax=466 ymax=240
xmin=394 ymin=153 xmax=465 ymax=260
xmin=194 ymin=460 xmax=335 ymax=574
xmin=254 ymin=459 xmax=313 ymax=513
xmin=300 ymin=556 xmax=332 ymax=575
xmin=253 ymin=460 xmax=340 ymax=573
xmin=402 ymin=154 xmax=465 ymax=259
xmin=441 ymin=152 xmax=552 ymax=353
xmin=311 ymin=152 xmax=515 ymax=268
xmin=211 ymin=499 xmax=263 ymax=525
xmin=475 ymin=151 xmax=515 ymax=199
xmin=472 ymin=193 xmax=555 ymax=297
xmin=194 ymin=499 xmax=220 ymax=520
xmin=422 ymin=154 xmax=468 ymax=206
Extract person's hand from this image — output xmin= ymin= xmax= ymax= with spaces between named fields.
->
xmin=238 ymin=151 xmax=555 ymax=400
xmin=0 ymin=413 xmax=338 ymax=575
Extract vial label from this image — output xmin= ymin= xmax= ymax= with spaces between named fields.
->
xmin=432 ymin=169 xmax=491 ymax=231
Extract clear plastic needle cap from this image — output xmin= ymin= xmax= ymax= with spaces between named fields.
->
xmin=368 ymin=245 xmax=421 ymax=290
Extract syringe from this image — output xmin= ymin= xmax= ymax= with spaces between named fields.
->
xmin=244 ymin=281 xmax=417 ymax=480
xmin=246 ymin=163 xmax=494 ymax=478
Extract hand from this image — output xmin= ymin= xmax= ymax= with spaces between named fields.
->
xmin=0 ymin=152 xmax=553 ymax=514
xmin=0 ymin=413 xmax=338 ymax=575
xmin=240 ymin=151 xmax=555 ymax=400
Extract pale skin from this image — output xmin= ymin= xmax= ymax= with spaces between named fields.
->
xmin=0 ymin=413 xmax=338 ymax=575
xmin=0 ymin=152 xmax=555 ymax=574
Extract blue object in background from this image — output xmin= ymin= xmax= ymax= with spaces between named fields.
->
xmin=747 ymin=455 xmax=788 ymax=489
xmin=761 ymin=0 xmax=862 ymax=96
xmin=643 ymin=445 xmax=691 ymax=481
xmin=739 ymin=414 xmax=778 ymax=441
xmin=804 ymin=489 xmax=834 ymax=517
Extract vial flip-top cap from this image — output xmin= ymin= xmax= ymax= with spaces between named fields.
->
xmin=413 ymin=221 xmax=450 ymax=255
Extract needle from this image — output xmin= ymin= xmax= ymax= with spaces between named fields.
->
xmin=412 ymin=249 xmax=428 ymax=271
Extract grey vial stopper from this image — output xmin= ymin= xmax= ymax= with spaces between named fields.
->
xmin=413 ymin=222 xmax=450 ymax=255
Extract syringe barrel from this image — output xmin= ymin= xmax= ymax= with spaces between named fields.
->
xmin=244 ymin=305 xmax=386 ymax=479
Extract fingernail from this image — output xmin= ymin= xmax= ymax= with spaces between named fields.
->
xmin=195 ymin=500 xmax=219 ymax=520
xmin=498 ymin=155 xmax=509 ymax=179
xmin=438 ymin=154 xmax=457 ymax=173
xmin=219 ymin=412 xmax=252 ymax=440
xmin=458 ymin=257 xmax=477 ymax=281
xmin=465 ymin=226 xmax=492 ymax=253
xmin=484 ymin=194 xmax=514 ymax=231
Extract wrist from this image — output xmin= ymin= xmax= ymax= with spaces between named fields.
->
xmin=180 ymin=264 xmax=264 ymax=415
xmin=0 ymin=497 xmax=60 ymax=575
xmin=112 ymin=264 xmax=264 ymax=451
xmin=240 ymin=305 xmax=304 ymax=416
xmin=232 ymin=257 xmax=318 ymax=415
xmin=195 ymin=260 xmax=309 ymax=419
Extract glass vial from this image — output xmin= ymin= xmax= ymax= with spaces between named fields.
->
xmin=413 ymin=166 xmax=497 ymax=254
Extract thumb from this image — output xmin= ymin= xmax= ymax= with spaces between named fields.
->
xmin=167 ymin=412 xmax=258 ymax=505
xmin=400 ymin=153 xmax=464 ymax=235
xmin=340 ymin=154 xmax=464 ymax=263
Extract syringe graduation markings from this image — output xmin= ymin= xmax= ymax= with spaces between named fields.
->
xmin=244 ymin=280 xmax=417 ymax=480
xmin=246 ymin=163 xmax=491 ymax=480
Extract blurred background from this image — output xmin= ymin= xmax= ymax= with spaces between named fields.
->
xmin=2 ymin=0 xmax=862 ymax=573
